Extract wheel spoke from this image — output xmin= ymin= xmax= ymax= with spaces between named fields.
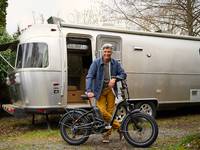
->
xmin=60 ymin=122 xmax=72 ymax=128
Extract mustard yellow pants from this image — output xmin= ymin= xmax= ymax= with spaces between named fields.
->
xmin=96 ymin=88 xmax=120 ymax=135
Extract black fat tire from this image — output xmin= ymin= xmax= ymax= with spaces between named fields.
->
xmin=135 ymin=102 xmax=156 ymax=117
xmin=60 ymin=111 xmax=89 ymax=145
xmin=122 ymin=112 xmax=158 ymax=147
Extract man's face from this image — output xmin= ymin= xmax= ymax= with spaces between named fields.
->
xmin=103 ymin=48 xmax=112 ymax=61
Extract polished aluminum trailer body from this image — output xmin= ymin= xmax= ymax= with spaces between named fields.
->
xmin=4 ymin=23 xmax=200 ymax=115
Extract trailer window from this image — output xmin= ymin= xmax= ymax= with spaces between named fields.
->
xmin=16 ymin=43 xmax=48 ymax=68
xmin=16 ymin=45 xmax=23 ymax=68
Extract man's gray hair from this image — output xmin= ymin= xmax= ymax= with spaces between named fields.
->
xmin=101 ymin=43 xmax=113 ymax=50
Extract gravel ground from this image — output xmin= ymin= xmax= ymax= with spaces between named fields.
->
xmin=0 ymin=108 xmax=200 ymax=150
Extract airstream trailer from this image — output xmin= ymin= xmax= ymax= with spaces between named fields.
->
xmin=2 ymin=18 xmax=200 ymax=118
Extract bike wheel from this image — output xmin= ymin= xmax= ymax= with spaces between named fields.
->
xmin=122 ymin=112 xmax=158 ymax=147
xmin=60 ymin=111 xmax=90 ymax=145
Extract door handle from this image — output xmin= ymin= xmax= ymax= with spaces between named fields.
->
xmin=134 ymin=46 xmax=143 ymax=51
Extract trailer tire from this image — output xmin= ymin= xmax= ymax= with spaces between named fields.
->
xmin=115 ymin=105 xmax=127 ymax=122
xmin=135 ymin=102 xmax=156 ymax=117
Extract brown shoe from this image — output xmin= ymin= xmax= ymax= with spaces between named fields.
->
xmin=117 ymin=129 xmax=124 ymax=141
xmin=102 ymin=134 xmax=110 ymax=143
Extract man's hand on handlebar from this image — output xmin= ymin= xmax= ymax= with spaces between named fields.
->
xmin=108 ymin=78 xmax=116 ymax=88
xmin=87 ymin=92 xmax=94 ymax=100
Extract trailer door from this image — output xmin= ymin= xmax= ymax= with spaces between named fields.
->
xmin=96 ymin=34 xmax=122 ymax=62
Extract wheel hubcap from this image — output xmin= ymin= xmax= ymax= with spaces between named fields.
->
xmin=116 ymin=106 xmax=126 ymax=122
xmin=140 ymin=104 xmax=153 ymax=116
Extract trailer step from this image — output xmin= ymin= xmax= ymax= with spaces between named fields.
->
xmin=2 ymin=104 xmax=27 ymax=117
xmin=2 ymin=104 xmax=15 ymax=114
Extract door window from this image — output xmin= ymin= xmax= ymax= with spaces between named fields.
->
xmin=96 ymin=34 xmax=122 ymax=62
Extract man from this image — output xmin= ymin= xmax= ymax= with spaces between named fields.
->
xmin=86 ymin=43 xmax=127 ymax=143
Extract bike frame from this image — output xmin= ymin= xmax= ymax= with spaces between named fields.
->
xmin=60 ymin=79 xmax=139 ymax=132
xmin=60 ymin=106 xmax=104 ymax=131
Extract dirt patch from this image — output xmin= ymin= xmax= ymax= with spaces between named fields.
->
xmin=0 ymin=110 xmax=200 ymax=150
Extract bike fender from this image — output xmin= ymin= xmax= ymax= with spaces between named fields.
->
xmin=59 ymin=109 xmax=82 ymax=125
xmin=121 ymin=109 xmax=141 ymax=130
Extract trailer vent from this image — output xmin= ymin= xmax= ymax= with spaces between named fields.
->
xmin=190 ymin=89 xmax=200 ymax=101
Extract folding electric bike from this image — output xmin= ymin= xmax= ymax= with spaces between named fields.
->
xmin=59 ymin=77 xmax=158 ymax=147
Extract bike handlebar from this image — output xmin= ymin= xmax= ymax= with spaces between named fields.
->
xmin=111 ymin=76 xmax=124 ymax=82
xmin=81 ymin=94 xmax=90 ymax=100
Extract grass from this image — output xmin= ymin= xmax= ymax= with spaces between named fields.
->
xmin=0 ymin=128 xmax=62 ymax=150
xmin=19 ymin=129 xmax=59 ymax=139
xmin=167 ymin=133 xmax=200 ymax=150
xmin=1 ymin=113 xmax=200 ymax=150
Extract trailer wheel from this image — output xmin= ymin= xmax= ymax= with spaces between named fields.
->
xmin=115 ymin=105 xmax=127 ymax=122
xmin=135 ymin=102 xmax=156 ymax=117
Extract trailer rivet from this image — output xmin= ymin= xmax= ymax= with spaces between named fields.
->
xmin=147 ymin=53 xmax=151 ymax=57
